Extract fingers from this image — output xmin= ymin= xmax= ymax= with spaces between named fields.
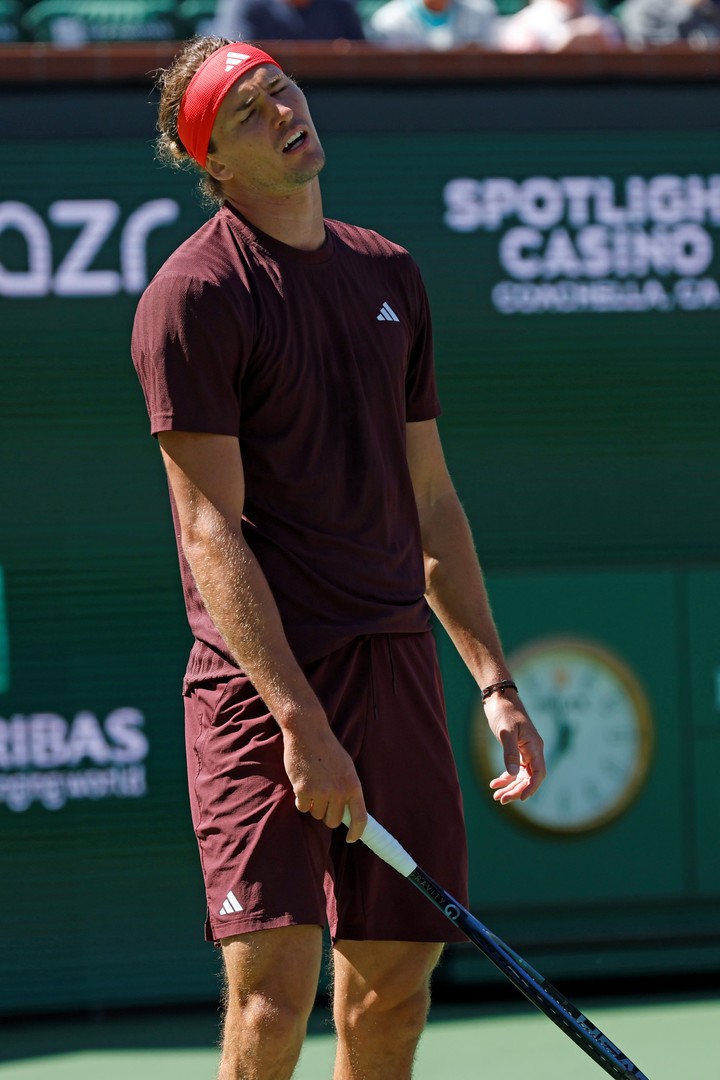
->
xmin=491 ymin=710 xmax=546 ymax=800
xmin=294 ymin=794 xmax=339 ymax=822
xmin=286 ymin=727 xmax=366 ymax=834
xmin=294 ymin=791 xmax=367 ymax=841
xmin=489 ymin=723 xmax=546 ymax=804
xmin=490 ymin=746 xmax=546 ymax=803
xmin=342 ymin=794 xmax=368 ymax=843
xmin=518 ymin=740 xmax=547 ymax=798
xmin=294 ymin=792 xmax=314 ymax=814
xmin=490 ymin=766 xmax=533 ymax=804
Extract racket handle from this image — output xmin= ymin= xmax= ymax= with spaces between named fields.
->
xmin=342 ymin=809 xmax=417 ymax=878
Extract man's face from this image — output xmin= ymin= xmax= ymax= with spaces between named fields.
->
xmin=206 ymin=65 xmax=326 ymax=197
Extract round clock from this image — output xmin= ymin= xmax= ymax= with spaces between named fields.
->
xmin=472 ymin=636 xmax=654 ymax=835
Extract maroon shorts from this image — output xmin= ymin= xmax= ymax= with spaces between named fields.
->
xmin=184 ymin=631 xmax=468 ymax=944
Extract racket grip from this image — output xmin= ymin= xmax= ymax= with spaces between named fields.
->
xmin=342 ymin=809 xmax=417 ymax=878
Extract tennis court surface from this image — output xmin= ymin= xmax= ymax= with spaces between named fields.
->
xmin=1 ymin=985 xmax=717 ymax=1079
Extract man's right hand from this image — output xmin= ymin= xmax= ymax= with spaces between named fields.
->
xmin=282 ymin=722 xmax=367 ymax=843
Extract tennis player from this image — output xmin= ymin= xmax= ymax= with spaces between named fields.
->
xmin=132 ymin=37 xmax=546 ymax=1080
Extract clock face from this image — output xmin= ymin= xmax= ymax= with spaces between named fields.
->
xmin=473 ymin=637 xmax=653 ymax=834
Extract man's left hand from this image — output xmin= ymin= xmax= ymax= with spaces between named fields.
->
xmin=484 ymin=692 xmax=546 ymax=803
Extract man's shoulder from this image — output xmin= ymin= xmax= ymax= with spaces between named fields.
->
xmin=152 ymin=208 xmax=235 ymax=280
xmin=143 ymin=207 xmax=266 ymax=306
xmin=135 ymin=209 xmax=257 ymax=329
xmin=327 ymin=218 xmax=414 ymax=262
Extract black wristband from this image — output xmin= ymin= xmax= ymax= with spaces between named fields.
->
xmin=481 ymin=679 xmax=518 ymax=701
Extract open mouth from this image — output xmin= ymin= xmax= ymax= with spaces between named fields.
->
xmin=283 ymin=130 xmax=307 ymax=153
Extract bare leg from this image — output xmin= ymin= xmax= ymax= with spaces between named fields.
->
xmin=218 ymin=924 xmax=323 ymax=1080
xmin=331 ymin=940 xmax=443 ymax=1080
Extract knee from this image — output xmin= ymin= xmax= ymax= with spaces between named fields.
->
xmin=220 ymin=993 xmax=311 ymax=1079
xmin=333 ymin=941 xmax=441 ymax=1052
xmin=228 ymin=989 xmax=311 ymax=1044
xmin=339 ymin=981 xmax=431 ymax=1043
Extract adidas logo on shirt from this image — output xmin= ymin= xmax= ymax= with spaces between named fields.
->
xmin=219 ymin=890 xmax=243 ymax=915
xmin=225 ymin=52 xmax=251 ymax=72
xmin=377 ymin=302 xmax=399 ymax=322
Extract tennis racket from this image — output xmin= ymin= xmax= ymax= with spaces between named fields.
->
xmin=342 ymin=810 xmax=650 ymax=1080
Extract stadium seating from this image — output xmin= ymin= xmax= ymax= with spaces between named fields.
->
xmin=177 ymin=0 xmax=217 ymax=37
xmin=0 ymin=0 xmax=25 ymax=41
xmin=493 ymin=0 xmax=526 ymax=13
xmin=21 ymin=0 xmax=184 ymax=43
xmin=5 ymin=0 xmax=626 ymax=46
xmin=357 ymin=0 xmax=617 ymax=22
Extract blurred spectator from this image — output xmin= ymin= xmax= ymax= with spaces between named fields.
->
xmin=366 ymin=0 xmax=498 ymax=47
xmin=0 ymin=0 xmax=23 ymax=43
xmin=211 ymin=0 xmax=365 ymax=39
xmin=619 ymin=0 xmax=720 ymax=45
xmin=497 ymin=0 xmax=622 ymax=51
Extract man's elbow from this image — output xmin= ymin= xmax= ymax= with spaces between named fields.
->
xmin=180 ymin=505 xmax=243 ymax=567
xmin=423 ymin=553 xmax=441 ymax=596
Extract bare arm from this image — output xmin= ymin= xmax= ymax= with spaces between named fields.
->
xmin=158 ymin=430 xmax=366 ymax=839
xmin=406 ymin=420 xmax=546 ymax=802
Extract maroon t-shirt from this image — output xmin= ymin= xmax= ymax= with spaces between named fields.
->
xmin=132 ymin=204 xmax=441 ymax=687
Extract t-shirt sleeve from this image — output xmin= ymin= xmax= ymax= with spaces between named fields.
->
xmin=404 ymin=259 xmax=442 ymax=423
xmin=131 ymin=270 xmax=249 ymax=437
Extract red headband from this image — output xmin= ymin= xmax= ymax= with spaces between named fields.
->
xmin=177 ymin=44 xmax=282 ymax=167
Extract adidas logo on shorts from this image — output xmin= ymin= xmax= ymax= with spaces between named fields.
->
xmin=219 ymin=890 xmax=243 ymax=915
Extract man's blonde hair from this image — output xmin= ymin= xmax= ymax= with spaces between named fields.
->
xmin=155 ymin=36 xmax=231 ymax=207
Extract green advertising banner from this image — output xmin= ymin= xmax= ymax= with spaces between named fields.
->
xmin=320 ymin=126 xmax=720 ymax=570
xmin=0 ymin=566 xmax=8 ymax=694
xmin=0 ymin=141 xmax=221 ymax=1013
xmin=1 ymin=81 xmax=719 ymax=1012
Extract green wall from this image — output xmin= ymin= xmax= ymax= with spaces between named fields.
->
xmin=1 ymin=79 xmax=718 ymax=1011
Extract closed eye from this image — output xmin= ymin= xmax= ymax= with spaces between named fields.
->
xmin=235 ymin=77 xmax=293 ymax=124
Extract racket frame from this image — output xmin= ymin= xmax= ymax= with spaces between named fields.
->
xmin=344 ymin=811 xmax=650 ymax=1080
